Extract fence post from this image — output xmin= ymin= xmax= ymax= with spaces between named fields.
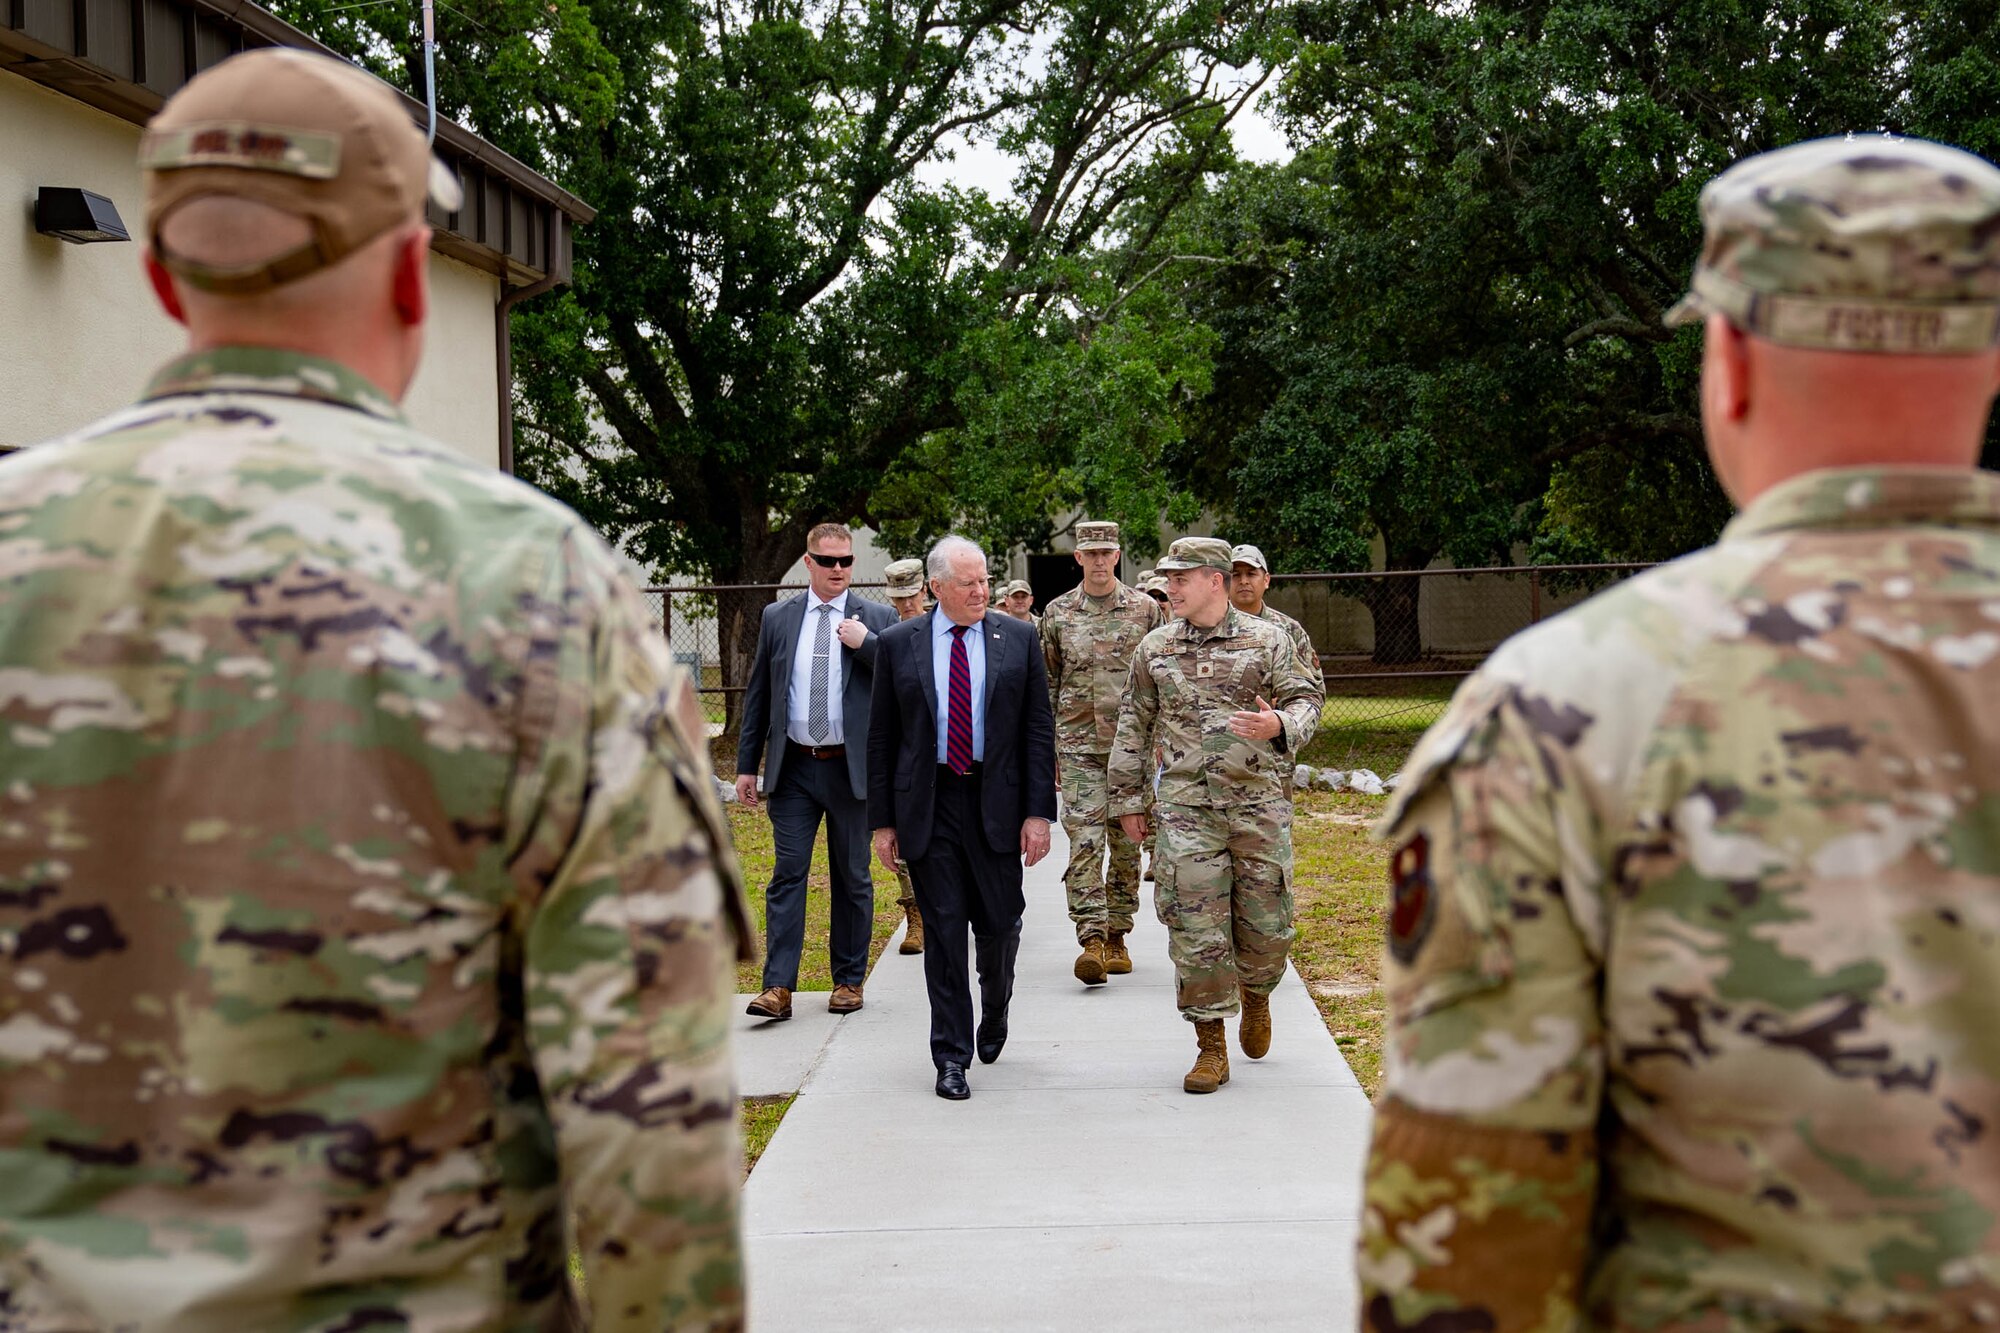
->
xmin=662 ymin=588 xmax=673 ymax=644
xmin=1529 ymin=568 xmax=1542 ymax=625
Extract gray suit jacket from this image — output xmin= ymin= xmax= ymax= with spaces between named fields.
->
xmin=737 ymin=591 xmax=898 ymax=800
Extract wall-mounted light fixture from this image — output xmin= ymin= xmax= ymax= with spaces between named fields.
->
xmin=33 ymin=188 xmax=130 ymax=244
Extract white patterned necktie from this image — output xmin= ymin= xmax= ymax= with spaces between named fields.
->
xmin=809 ymin=604 xmax=833 ymax=742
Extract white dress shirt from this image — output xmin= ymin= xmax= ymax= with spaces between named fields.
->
xmin=787 ymin=589 xmax=849 ymax=745
xmin=930 ymin=608 xmax=988 ymax=764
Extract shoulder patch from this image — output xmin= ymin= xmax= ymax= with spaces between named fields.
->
xmin=1388 ymin=832 xmax=1436 ymax=964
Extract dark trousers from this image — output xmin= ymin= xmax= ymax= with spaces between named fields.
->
xmin=909 ymin=765 xmax=1024 ymax=1069
xmin=762 ymin=752 xmax=873 ymax=990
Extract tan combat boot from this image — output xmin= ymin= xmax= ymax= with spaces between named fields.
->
xmin=1104 ymin=930 xmax=1132 ymax=975
xmin=1239 ymin=988 xmax=1271 ymax=1059
xmin=1074 ymin=937 xmax=1109 ymax=986
xmin=900 ymin=902 xmax=925 ymax=955
xmin=1183 ymin=1019 xmax=1230 ymax=1094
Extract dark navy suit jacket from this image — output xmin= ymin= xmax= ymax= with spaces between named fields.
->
xmin=867 ymin=609 xmax=1057 ymax=873
xmin=737 ymin=590 xmax=898 ymax=800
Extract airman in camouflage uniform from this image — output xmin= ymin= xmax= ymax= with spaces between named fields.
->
xmin=1362 ymin=135 xmax=2000 ymax=1332
xmin=0 ymin=49 xmax=751 ymax=1332
xmin=1230 ymin=543 xmax=1323 ymax=799
xmin=884 ymin=556 xmax=928 ymax=955
xmin=1228 ymin=544 xmax=1323 ymax=692
xmin=1001 ymin=578 xmax=1040 ymax=626
xmin=1110 ymin=538 xmax=1320 ymax=1093
xmin=1040 ymin=521 xmax=1163 ymax=984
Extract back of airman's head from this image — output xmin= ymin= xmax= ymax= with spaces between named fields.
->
xmin=1667 ymin=135 xmax=2000 ymax=355
xmin=1670 ymin=135 xmax=2000 ymax=500
xmin=143 ymin=47 xmax=459 ymax=299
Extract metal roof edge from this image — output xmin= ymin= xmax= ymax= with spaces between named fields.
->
xmin=3 ymin=0 xmax=594 ymax=226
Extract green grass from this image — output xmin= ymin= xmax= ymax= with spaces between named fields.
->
xmin=1285 ymin=714 xmax=1425 ymax=1099
xmin=1289 ymin=788 xmax=1393 ymax=1097
xmin=742 ymin=1095 xmax=795 ymax=1176
xmin=725 ymin=804 xmax=908 ymax=995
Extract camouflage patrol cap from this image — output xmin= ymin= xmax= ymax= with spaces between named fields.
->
xmin=1230 ymin=544 xmax=1269 ymax=572
xmin=140 ymin=48 xmax=462 ymax=296
xmin=1075 ymin=521 xmax=1121 ymax=551
xmin=1002 ymin=579 xmax=1033 ymax=598
xmin=1664 ymin=134 xmax=2000 ymax=354
xmin=1142 ymin=574 xmax=1169 ymax=598
xmin=1155 ymin=536 xmax=1233 ymax=572
xmin=884 ymin=558 xmax=926 ymax=597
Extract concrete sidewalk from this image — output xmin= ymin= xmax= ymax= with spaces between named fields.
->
xmin=739 ymin=826 xmax=1373 ymax=1330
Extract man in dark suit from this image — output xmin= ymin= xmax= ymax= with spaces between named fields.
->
xmin=869 ymin=536 xmax=1057 ymax=1099
xmin=737 ymin=522 xmax=899 ymax=1019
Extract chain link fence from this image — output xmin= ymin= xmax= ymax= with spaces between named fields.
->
xmin=644 ymin=583 xmax=903 ymax=745
xmin=1262 ymin=563 xmax=1654 ymax=772
xmin=647 ymin=563 xmax=1654 ymax=770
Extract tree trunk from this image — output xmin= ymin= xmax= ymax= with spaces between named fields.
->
xmin=713 ymin=509 xmax=807 ymax=737
xmin=716 ymin=586 xmax=775 ymax=736
xmin=1360 ymin=551 xmax=1434 ymax=666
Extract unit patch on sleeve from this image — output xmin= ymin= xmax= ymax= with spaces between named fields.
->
xmin=1388 ymin=831 xmax=1436 ymax=964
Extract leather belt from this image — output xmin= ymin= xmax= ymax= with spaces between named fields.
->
xmin=797 ymin=743 xmax=846 ymax=760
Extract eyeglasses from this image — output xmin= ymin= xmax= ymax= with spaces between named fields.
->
xmin=805 ymin=552 xmax=855 ymax=568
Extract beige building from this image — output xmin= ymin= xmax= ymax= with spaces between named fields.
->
xmin=2 ymin=0 xmax=591 ymax=465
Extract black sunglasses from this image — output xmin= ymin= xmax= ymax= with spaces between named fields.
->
xmin=806 ymin=552 xmax=855 ymax=568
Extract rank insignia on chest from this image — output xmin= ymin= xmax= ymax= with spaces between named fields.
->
xmin=1388 ymin=832 xmax=1435 ymax=964
xmin=1196 ymin=662 xmax=1213 ymax=678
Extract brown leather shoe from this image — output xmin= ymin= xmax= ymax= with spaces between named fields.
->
xmin=1104 ymin=930 xmax=1133 ymax=975
xmin=899 ymin=902 xmax=925 ymax=955
xmin=829 ymin=983 xmax=865 ymax=1013
xmin=745 ymin=986 xmax=792 ymax=1020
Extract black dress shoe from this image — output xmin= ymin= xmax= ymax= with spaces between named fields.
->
xmin=935 ymin=1062 xmax=970 ymax=1100
xmin=975 ymin=1018 xmax=1008 ymax=1065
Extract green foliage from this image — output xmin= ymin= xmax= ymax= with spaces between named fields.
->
xmin=878 ymin=264 xmax=1218 ymax=562
xmin=271 ymin=0 xmax=619 ymax=174
xmin=277 ymin=0 xmax=1278 ymax=581
xmin=1174 ymin=0 xmax=2000 ymax=573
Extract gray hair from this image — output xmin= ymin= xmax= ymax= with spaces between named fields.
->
xmin=926 ymin=535 xmax=987 ymax=582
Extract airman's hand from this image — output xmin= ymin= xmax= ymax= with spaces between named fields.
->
xmin=1229 ymin=695 xmax=1282 ymax=742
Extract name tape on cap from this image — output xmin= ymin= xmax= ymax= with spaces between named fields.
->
xmin=141 ymin=123 xmax=342 ymax=179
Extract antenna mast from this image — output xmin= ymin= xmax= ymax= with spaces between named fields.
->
xmin=421 ymin=0 xmax=437 ymax=143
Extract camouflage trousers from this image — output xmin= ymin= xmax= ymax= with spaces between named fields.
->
xmin=1152 ymin=799 xmax=1294 ymax=1022
xmin=895 ymin=859 xmax=915 ymax=908
xmin=1059 ymin=752 xmax=1142 ymax=942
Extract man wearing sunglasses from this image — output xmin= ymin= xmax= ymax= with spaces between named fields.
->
xmin=737 ymin=523 xmax=899 ymax=1018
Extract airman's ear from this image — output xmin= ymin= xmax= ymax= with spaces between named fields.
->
xmin=390 ymin=225 xmax=432 ymax=328
xmin=1707 ymin=312 xmax=1752 ymax=423
xmin=144 ymin=251 xmax=188 ymax=327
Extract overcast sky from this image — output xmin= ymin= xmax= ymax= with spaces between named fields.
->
xmin=912 ymin=69 xmax=1293 ymax=199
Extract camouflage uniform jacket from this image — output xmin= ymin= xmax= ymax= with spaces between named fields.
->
xmin=1108 ymin=607 xmax=1321 ymax=815
xmin=1041 ymin=580 xmax=1162 ymax=755
xmin=1252 ymin=603 xmax=1325 ymax=693
xmin=1364 ymin=466 xmax=2000 ymax=1332
xmin=0 ymin=347 xmax=754 ymax=1332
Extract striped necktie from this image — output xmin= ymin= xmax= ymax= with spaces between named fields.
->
xmin=808 ymin=604 xmax=833 ymax=742
xmin=946 ymin=624 xmax=973 ymax=774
